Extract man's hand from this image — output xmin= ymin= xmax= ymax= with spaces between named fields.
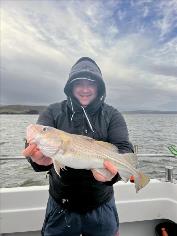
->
xmin=92 ymin=160 xmax=118 ymax=182
xmin=22 ymin=143 xmax=53 ymax=166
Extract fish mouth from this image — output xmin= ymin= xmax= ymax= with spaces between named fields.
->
xmin=26 ymin=124 xmax=42 ymax=143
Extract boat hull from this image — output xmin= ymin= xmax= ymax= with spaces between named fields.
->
xmin=0 ymin=179 xmax=177 ymax=236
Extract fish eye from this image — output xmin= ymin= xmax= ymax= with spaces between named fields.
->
xmin=42 ymin=126 xmax=53 ymax=132
xmin=42 ymin=127 xmax=48 ymax=131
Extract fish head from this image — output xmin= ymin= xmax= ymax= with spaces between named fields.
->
xmin=26 ymin=124 xmax=62 ymax=157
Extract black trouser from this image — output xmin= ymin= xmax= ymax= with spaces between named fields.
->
xmin=42 ymin=195 xmax=119 ymax=236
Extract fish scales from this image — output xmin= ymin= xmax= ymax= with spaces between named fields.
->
xmin=70 ymin=137 xmax=109 ymax=160
xmin=70 ymin=135 xmax=138 ymax=174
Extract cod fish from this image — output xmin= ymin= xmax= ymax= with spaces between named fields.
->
xmin=25 ymin=124 xmax=150 ymax=192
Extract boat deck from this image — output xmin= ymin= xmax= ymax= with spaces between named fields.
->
xmin=1 ymin=179 xmax=177 ymax=236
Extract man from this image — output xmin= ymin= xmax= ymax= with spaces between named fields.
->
xmin=24 ymin=57 xmax=134 ymax=236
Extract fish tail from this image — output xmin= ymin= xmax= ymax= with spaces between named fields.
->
xmin=134 ymin=171 xmax=150 ymax=192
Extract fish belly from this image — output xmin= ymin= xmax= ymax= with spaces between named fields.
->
xmin=54 ymin=153 xmax=104 ymax=170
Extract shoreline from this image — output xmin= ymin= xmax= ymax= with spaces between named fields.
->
xmin=0 ymin=105 xmax=177 ymax=115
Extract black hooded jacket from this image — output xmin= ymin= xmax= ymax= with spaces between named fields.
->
xmin=27 ymin=57 xmax=134 ymax=213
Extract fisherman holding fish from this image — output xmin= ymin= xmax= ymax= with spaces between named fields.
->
xmin=23 ymin=57 xmax=149 ymax=236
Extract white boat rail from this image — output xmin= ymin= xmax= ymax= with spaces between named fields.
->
xmin=0 ymin=153 xmax=175 ymax=160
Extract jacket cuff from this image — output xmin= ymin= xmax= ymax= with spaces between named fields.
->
xmin=26 ymin=157 xmax=53 ymax=172
xmin=104 ymin=173 xmax=121 ymax=186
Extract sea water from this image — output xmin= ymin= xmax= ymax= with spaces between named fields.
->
xmin=0 ymin=114 xmax=177 ymax=187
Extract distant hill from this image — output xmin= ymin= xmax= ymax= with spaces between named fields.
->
xmin=0 ymin=105 xmax=177 ymax=114
xmin=123 ymin=110 xmax=177 ymax=114
xmin=0 ymin=105 xmax=47 ymax=114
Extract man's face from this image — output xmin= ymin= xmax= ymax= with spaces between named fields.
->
xmin=72 ymin=79 xmax=98 ymax=107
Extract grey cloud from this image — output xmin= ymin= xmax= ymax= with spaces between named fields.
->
xmin=160 ymin=99 xmax=177 ymax=110
xmin=1 ymin=0 xmax=177 ymax=111
xmin=144 ymin=63 xmax=177 ymax=78
xmin=105 ymin=77 xmax=177 ymax=111
xmin=1 ymin=70 xmax=66 ymax=105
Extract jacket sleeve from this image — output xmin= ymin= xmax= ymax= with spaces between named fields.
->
xmin=37 ymin=105 xmax=55 ymax=126
xmin=26 ymin=105 xmax=55 ymax=172
xmin=105 ymin=108 xmax=134 ymax=185
xmin=107 ymin=108 xmax=134 ymax=154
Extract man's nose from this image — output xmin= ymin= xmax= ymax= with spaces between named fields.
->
xmin=81 ymin=85 xmax=90 ymax=91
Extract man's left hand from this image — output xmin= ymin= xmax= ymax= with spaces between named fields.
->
xmin=91 ymin=160 xmax=118 ymax=182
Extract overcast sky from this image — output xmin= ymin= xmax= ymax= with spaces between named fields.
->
xmin=1 ymin=0 xmax=177 ymax=111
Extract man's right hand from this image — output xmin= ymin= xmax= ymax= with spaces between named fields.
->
xmin=22 ymin=143 xmax=53 ymax=166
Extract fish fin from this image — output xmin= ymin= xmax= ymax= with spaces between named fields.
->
xmin=121 ymin=176 xmax=130 ymax=183
xmin=93 ymin=168 xmax=115 ymax=180
xmin=53 ymin=159 xmax=66 ymax=176
xmin=75 ymin=134 xmax=94 ymax=141
xmin=122 ymin=153 xmax=138 ymax=168
xmin=134 ymin=172 xmax=150 ymax=193
xmin=96 ymin=141 xmax=118 ymax=152
xmin=118 ymin=169 xmax=130 ymax=183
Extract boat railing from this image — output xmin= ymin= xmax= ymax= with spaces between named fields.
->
xmin=0 ymin=153 xmax=176 ymax=182
xmin=0 ymin=153 xmax=175 ymax=160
